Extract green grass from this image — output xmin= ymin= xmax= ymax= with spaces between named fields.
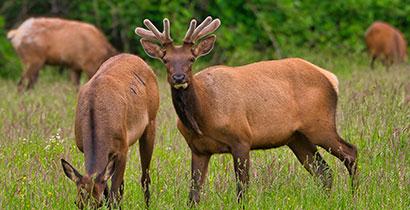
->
xmin=0 ymin=57 xmax=409 ymax=209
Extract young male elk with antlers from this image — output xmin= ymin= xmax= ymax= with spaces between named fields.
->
xmin=61 ymin=53 xmax=159 ymax=208
xmin=136 ymin=17 xmax=358 ymax=204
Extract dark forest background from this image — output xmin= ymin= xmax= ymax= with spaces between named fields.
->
xmin=1 ymin=0 xmax=409 ymax=78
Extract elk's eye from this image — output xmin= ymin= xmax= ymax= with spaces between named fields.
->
xmin=190 ymin=58 xmax=195 ymax=62
xmin=163 ymin=59 xmax=168 ymax=64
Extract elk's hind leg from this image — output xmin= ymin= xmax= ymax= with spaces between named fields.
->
xmin=370 ymin=55 xmax=377 ymax=70
xmin=139 ymin=120 xmax=156 ymax=206
xmin=304 ymin=129 xmax=358 ymax=191
xmin=287 ymin=132 xmax=333 ymax=189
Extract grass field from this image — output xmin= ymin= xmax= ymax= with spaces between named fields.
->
xmin=0 ymin=55 xmax=409 ymax=209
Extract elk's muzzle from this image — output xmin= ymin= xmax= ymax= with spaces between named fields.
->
xmin=172 ymin=74 xmax=189 ymax=89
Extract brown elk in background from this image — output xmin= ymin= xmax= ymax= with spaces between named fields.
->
xmin=61 ymin=53 xmax=159 ymax=208
xmin=365 ymin=21 xmax=407 ymax=70
xmin=136 ymin=17 xmax=358 ymax=205
xmin=7 ymin=17 xmax=117 ymax=92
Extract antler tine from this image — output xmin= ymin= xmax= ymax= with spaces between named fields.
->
xmin=143 ymin=19 xmax=163 ymax=40
xmin=190 ymin=16 xmax=213 ymax=42
xmin=194 ymin=19 xmax=221 ymax=41
xmin=183 ymin=19 xmax=197 ymax=43
xmin=135 ymin=18 xmax=173 ymax=45
xmin=135 ymin=27 xmax=158 ymax=42
xmin=163 ymin=18 xmax=172 ymax=42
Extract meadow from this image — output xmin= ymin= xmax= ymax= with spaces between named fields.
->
xmin=0 ymin=53 xmax=409 ymax=209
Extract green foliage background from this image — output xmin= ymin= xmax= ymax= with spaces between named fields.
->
xmin=0 ymin=1 xmax=409 ymax=209
xmin=0 ymin=0 xmax=410 ymax=78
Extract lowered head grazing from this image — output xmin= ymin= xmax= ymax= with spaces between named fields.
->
xmin=8 ymin=17 xmax=117 ymax=92
xmin=135 ymin=17 xmax=220 ymax=90
xmin=61 ymin=156 xmax=116 ymax=209
xmin=64 ymin=54 xmax=159 ymax=207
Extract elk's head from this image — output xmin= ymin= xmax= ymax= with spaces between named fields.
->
xmin=135 ymin=16 xmax=220 ymax=90
xmin=61 ymin=157 xmax=116 ymax=209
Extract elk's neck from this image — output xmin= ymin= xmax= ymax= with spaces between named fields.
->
xmin=171 ymin=79 xmax=203 ymax=135
xmin=84 ymin=104 xmax=110 ymax=175
xmin=85 ymin=149 xmax=109 ymax=176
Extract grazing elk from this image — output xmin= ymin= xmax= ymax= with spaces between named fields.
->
xmin=7 ymin=17 xmax=117 ymax=92
xmin=365 ymin=21 xmax=407 ymax=70
xmin=135 ymin=17 xmax=358 ymax=204
xmin=61 ymin=53 xmax=159 ymax=208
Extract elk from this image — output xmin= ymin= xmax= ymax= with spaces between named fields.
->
xmin=136 ymin=17 xmax=358 ymax=204
xmin=365 ymin=21 xmax=407 ymax=70
xmin=61 ymin=53 xmax=159 ymax=208
xmin=7 ymin=17 xmax=117 ymax=92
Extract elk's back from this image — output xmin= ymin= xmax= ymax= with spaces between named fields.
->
xmin=75 ymin=54 xmax=159 ymax=149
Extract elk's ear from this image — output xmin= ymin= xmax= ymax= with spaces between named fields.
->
xmin=61 ymin=159 xmax=82 ymax=183
xmin=99 ymin=156 xmax=117 ymax=182
xmin=140 ymin=39 xmax=164 ymax=59
xmin=193 ymin=35 xmax=216 ymax=58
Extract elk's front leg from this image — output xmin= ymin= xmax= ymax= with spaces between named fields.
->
xmin=189 ymin=152 xmax=210 ymax=205
xmin=231 ymin=145 xmax=250 ymax=202
xmin=110 ymin=152 xmax=127 ymax=206
xmin=18 ymin=61 xmax=44 ymax=92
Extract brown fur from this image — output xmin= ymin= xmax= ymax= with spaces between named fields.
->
xmin=365 ymin=21 xmax=407 ymax=69
xmin=8 ymin=17 xmax=117 ymax=92
xmin=137 ymin=17 xmax=358 ymax=205
xmin=61 ymin=53 xmax=159 ymax=208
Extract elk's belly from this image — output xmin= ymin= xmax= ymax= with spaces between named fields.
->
xmin=187 ymin=132 xmax=293 ymax=154
xmin=250 ymin=133 xmax=294 ymax=150
xmin=248 ymin=119 xmax=298 ymax=148
xmin=126 ymin=114 xmax=149 ymax=146
xmin=187 ymin=135 xmax=231 ymax=154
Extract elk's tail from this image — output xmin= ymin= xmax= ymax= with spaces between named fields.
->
xmin=7 ymin=29 xmax=17 ymax=40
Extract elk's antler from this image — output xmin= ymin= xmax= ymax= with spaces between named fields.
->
xmin=135 ymin=18 xmax=173 ymax=45
xmin=183 ymin=16 xmax=221 ymax=44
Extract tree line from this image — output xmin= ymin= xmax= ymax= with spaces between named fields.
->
xmin=1 ymin=0 xmax=409 ymax=78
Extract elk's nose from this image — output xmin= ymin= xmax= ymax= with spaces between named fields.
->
xmin=172 ymin=74 xmax=185 ymax=83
